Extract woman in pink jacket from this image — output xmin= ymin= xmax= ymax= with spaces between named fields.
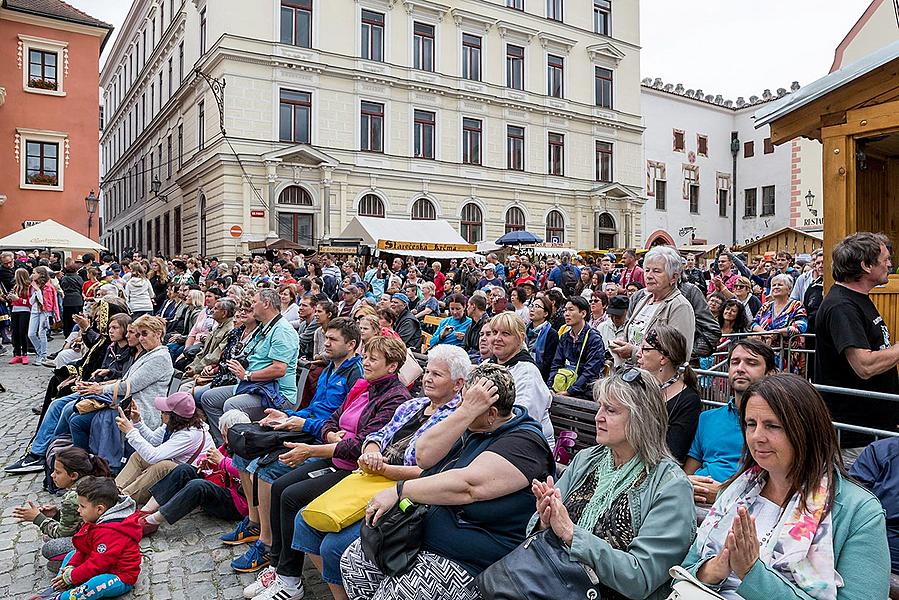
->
xmin=28 ymin=266 xmax=60 ymax=364
xmin=136 ymin=409 xmax=251 ymax=536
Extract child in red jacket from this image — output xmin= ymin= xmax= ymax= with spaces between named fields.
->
xmin=31 ymin=477 xmax=142 ymax=600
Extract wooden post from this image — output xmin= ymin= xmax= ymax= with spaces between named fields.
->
xmin=821 ymin=132 xmax=855 ymax=291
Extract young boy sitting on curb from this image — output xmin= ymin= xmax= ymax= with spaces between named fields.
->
xmin=30 ymin=477 xmax=142 ymax=600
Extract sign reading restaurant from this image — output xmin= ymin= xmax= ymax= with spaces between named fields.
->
xmin=377 ymin=240 xmax=478 ymax=253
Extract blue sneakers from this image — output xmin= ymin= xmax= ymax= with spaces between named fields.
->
xmin=221 ymin=517 xmax=260 ymax=546
xmin=231 ymin=539 xmax=271 ymax=573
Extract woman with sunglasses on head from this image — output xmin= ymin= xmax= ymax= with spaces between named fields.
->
xmin=526 ymin=368 xmax=695 ymax=600
xmin=636 ymin=325 xmax=701 ymax=463
xmin=730 ymin=276 xmax=761 ymax=323
xmin=683 ymin=374 xmax=889 ymax=599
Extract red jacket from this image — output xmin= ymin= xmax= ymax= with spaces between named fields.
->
xmin=68 ymin=496 xmax=142 ymax=585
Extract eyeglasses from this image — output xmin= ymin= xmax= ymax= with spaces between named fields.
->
xmin=619 ymin=367 xmax=646 ymax=390
xmin=734 ymin=284 xmax=749 ymax=289
xmin=590 ymin=298 xmax=602 ymax=303
xmin=644 ymin=330 xmax=670 ymax=358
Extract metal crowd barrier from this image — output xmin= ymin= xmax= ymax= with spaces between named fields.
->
xmin=695 ymin=368 xmax=899 ymax=442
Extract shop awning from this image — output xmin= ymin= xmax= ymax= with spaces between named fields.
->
xmin=0 ymin=219 xmax=106 ymax=251
xmin=335 ymin=217 xmax=479 ymax=259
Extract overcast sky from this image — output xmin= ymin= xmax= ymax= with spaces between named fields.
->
xmin=72 ymin=0 xmax=873 ymax=97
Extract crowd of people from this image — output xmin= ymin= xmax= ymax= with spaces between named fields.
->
xmin=5 ymin=231 xmax=898 ymax=600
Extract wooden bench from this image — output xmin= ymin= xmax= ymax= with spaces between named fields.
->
xmin=549 ymin=394 xmax=598 ymax=455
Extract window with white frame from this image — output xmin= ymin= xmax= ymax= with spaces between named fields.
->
xmin=594 ymin=0 xmax=611 ymax=35
xmin=547 ymin=54 xmax=564 ymax=98
xmin=507 ymin=0 xmax=524 ymax=9
xmin=545 ymin=210 xmax=565 ymax=243
xmin=595 ymin=67 xmax=613 ymax=108
xmin=281 ymin=0 xmax=312 ymax=48
xmin=279 ymin=90 xmax=312 ymax=144
xmin=360 ymin=101 xmax=384 ymax=152
xmin=646 ymin=161 xmax=666 ymax=210
xmin=20 ymin=36 xmax=67 ymax=95
xmin=359 ymin=194 xmax=385 ymax=217
xmin=506 ymin=44 xmax=524 ymax=90
xmin=507 ymin=125 xmax=525 ymax=171
xmin=547 ymin=0 xmax=563 ymax=21
xmin=460 ymin=203 xmax=483 ymax=243
xmin=683 ymin=165 xmax=699 ymax=213
xmin=548 ymin=132 xmax=564 ymax=176
xmin=595 ymin=141 xmax=613 ymax=183
xmin=462 ymin=34 xmax=482 ymax=81
xmin=505 ymin=206 xmax=526 ymax=233
xmin=462 ymin=118 xmax=482 ymax=165
xmin=413 ymin=22 xmax=435 ymax=71
xmin=411 ymin=197 xmax=437 ymax=220
xmin=414 ymin=110 xmax=435 ymax=159
xmin=361 ymin=10 xmax=385 ymax=61
xmin=717 ymin=173 xmax=731 ymax=218
xmin=18 ymin=129 xmax=67 ymax=190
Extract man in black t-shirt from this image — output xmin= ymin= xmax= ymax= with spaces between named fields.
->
xmin=815 ymin=232 xmax=899 ymax=450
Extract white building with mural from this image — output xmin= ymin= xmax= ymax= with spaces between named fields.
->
xmin=99 ymin=0 xmax=647 ymax=259
xmin=640 ymin=80 xmax=802 ymax=248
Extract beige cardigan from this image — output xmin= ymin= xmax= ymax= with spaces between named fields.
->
xmin=625 ymin=287 xmax=696 ymax=360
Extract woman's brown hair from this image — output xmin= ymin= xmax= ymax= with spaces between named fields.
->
xmin=728 ymin=373 xmax=845 ymax=515
xmin=364 ymin=336 xmax=407 ymax=371
xmin=644 ymin=324 xmax=699 ymax=390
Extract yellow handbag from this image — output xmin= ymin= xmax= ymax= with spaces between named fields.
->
xmin=551 ymin=329 xmax=591 ymax=394
xmin=301 ymin=471 xmax=396 ymax=533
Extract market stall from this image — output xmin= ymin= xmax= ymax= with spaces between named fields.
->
xmin=755 ymin=39 xmax=899 ymax=334
xmin=334 ymin=217 xmax=479 ymax=260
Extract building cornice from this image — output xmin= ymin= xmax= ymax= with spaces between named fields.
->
xmin=0 ymin=7 xmax=109 ymax=48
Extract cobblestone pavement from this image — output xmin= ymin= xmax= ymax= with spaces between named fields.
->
xmin=0 ymin=340 xmax=331 ymax=600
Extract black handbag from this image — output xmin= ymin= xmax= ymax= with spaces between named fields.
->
xmin=226 ymin=422 xmax=314 ymax=460
xmin=359 ymin=481 xmax=429 ymax=577
xmin=476 ymin=529 xmax=602 ymax=600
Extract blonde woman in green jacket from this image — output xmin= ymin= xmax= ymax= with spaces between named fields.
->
xmin=682 ymin=373 xmax=889 ymax=599
xmin=529 ymin=368 xmax=696 ymax=600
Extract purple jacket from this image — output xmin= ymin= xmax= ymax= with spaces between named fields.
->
xmin=321 ymin=373 xmax=411 ymax=466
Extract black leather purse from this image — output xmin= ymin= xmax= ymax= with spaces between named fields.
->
xmin=359 ymin=481 xmax=429 ymax=577
xmin=476 ymin=529 xmax=602 ymax=600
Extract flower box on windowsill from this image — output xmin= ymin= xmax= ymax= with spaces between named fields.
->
xmin=28 ymin=78 xmax=58 ymax=91
xmin=26 ymin=174 xmax=58 ymax=186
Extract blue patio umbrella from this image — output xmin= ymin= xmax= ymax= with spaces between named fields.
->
xmin=495 ymin=230 xmax=544 ymax=246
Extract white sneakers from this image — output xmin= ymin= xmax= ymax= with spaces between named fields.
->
xmin=243 ymin=567 xmax=276 ymax=598
xmin=248 ymin=573 xmax=304 ymax=600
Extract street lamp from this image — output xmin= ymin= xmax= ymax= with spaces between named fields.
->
xmin=151 ymin=176 xmax=168 ymax=202
xmin=805 ymin=190 xmax=817 ymax=217
xmin=84 ymin=190 xmax=99 ymax=240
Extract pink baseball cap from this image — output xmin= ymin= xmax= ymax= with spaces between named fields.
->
xmin=153 ymin=391 xmax=196 ymax=418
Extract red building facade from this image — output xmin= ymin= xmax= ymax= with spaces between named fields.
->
xmin=0 ymin=0 xmax=111 ymax=239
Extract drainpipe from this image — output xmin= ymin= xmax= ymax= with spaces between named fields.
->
xmin=730 ymin=132 xmax=740 ymax=246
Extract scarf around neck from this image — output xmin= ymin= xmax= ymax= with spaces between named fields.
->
xmin=696 ymin=466 xmax=841 ymax=599
xmin=577 ymin=448 xmax=646 ymax=531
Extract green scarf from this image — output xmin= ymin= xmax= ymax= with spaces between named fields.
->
xmin=576 ymin=449 xmax=645 ymax=531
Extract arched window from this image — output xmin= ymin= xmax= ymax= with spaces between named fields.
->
xmin=504 ymin=206 xmax=525 ymax=233
xmin=595 ymin=212 xmax=617 ymax=249
xmin=411 ymin=197 xmax=436 ymax=220
xmin=358 ymin=193 xmax=385 ymax=217
xmin=545 ymin=210 xmax=565 ymax=243
xmin=460 ymin=203 xmax=482 ymax=243
xmin=278 ymin=185 xmax=313 ymax=205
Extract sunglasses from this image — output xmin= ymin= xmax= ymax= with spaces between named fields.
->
xmin=734 ymin=284 xmax=749 ymax=289
xmin=619 ymin=367 xmax=646 ymax=389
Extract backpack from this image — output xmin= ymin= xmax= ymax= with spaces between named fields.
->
xmin=558 ymin=264 xmax=578 ymax=296
xmin=322 ymin=274 xmax=339 ymax=300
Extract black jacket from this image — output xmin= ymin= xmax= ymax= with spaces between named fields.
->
xmin=394 ymin=308 xmax=422 ymax=350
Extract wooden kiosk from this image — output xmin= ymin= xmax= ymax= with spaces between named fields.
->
xmin=756 ymin=40 xmax=899 ymax=334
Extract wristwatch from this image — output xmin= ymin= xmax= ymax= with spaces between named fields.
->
xmin=244 ymin=371 xmax=252 ymax=382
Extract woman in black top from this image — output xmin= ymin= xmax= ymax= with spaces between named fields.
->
xmin=59 ymin=261 xmax=84 ymax=337
xmin=636 ymin=324 xmax=701 ymax=464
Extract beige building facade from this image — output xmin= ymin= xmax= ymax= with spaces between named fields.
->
xmin=99 ymin=0 xmax=646 ymax=259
